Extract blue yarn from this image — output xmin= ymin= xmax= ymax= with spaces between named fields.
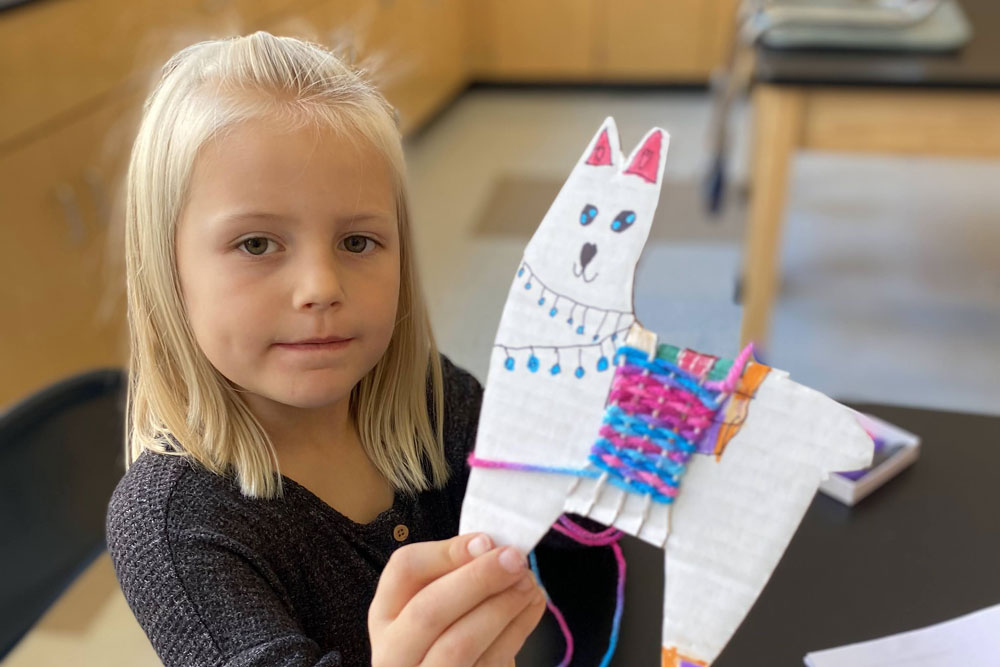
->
xmin=528 ymin=550 xmax=544 ymax=589
xmin=473 ymin=455 xmax=675 ymax=504
xmin=496 ymin=462 xmax=603 ymax=479
xmin=599 ymin=576 xmax=624 ymax=667
xmin=591 ymin=439 xmax=685 ymax=479
xmin=602 ymin=406 xmax=698 ymax=454
xmin=587 ymin=456 xmax=675 ymax=503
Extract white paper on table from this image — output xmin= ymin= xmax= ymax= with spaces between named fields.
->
xmin=804 ymin=603 xmax=1000 ymax=667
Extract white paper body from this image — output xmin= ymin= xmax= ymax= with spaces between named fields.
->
xmin=804 ymin=604 xmax=1000 ymax=667
xmin=654 ymin=370 xmax=872 ymax=664
xmin=459 ymin=118 xmax=875 ymax=666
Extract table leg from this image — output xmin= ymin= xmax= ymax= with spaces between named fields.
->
xmin=740 ymin=84 xmax=804 ymax=350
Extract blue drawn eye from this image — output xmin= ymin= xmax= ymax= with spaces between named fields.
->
xmin=611 ymin=210 xmax=636 ymax=233
xmin=580 ymin=204 xmax=598 ymax=226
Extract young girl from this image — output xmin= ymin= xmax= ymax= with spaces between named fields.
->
xmin=105 ymin=31 xmax=548 ymax=666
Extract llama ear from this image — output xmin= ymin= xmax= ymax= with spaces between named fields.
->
xmin=622 ymin=128 xmax=668 ymax=185
xmin=578 ymin=117 xmax=621 ymax=169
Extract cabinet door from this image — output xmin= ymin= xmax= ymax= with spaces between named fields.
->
xmin=471 ymin=0 xmax=599 ymax=80
xmin=212 ymin=0 xmax=306 ymax=26
xmin=264 ymin=0 xmax=470 ymax=135
xmin=388 ymin=0 xmax=470 ymax=133
xmin=594 ymin=0 xmax=739 ymax=81
xmin=466 ymin=0 xmax=737 ymax=82
xmin=595 ymin=0 xmax=704 ymax=80
xmin=0 ymin=0 xmax=311 ymax=151
xmin=0 ymin=93 xmax=139 ymax=409
xmin=0 ymin=0 xmax=195 ymax=149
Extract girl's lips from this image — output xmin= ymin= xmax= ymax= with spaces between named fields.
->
xmin=275 ymin=338 xmax=354 ymax=352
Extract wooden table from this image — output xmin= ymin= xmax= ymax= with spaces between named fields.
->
xmin=739 ymin=0 xmax=1000 ymax=348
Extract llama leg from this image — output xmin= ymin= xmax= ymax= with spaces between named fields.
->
xmin=461 ymin=467 xmax=573 ymax=554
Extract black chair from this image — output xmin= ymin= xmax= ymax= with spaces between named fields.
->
xmin=0 ymin=368 xmax=127 ymax=658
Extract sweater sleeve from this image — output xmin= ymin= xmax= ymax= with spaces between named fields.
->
xmin=437 ymin=354 xmax=485 ymax=520
xmin=107 ymin=469 xmax=343 ymax=667
xmin=169 ymin=528 xmax=343 ymax=667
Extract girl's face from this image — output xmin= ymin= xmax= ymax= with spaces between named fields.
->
xmin=176 ymin=116 xmax=401 ymax=414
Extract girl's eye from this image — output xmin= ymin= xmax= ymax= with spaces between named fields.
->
xmin=611 ymin=210 xmax=636 ymax=233
xmin=240 ymin=237 xmax=274 ymax=256
xmin=343 ymin=235 xmax=375 ymax=254
xmin=579 ymin=204 xmax=598 ymax=226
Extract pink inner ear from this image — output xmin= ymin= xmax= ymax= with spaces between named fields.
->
xmin=624 ymin=131 xmax=662 ymax=184
xmin=586 ymin=128 xmax=614 ymax=166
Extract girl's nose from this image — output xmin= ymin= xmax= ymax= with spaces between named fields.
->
xmin=292 ymin=252 xmax=345 ymax=310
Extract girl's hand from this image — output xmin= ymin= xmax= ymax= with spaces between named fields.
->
xmin=368 ymin=532 xmax=546 ymax=667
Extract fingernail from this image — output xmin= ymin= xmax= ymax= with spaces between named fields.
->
xmin=498 ymin=547 xmax=526 ymax=573
xmin=467 ymin=535 xmax=492 ymax=558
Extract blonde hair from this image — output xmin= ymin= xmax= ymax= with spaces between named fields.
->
xmin=124 ymin=31 xmax=446 ymax=499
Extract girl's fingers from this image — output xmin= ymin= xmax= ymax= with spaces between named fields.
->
xmin=384 ymin=545 xmax=531 ymax=662
xmin=370 ymin=533 xmax=493 ymax=630
xmin=472 ymin=584 xmax=547 ymax=667
xmin=420 ymin=574 xmax=544 ymax=667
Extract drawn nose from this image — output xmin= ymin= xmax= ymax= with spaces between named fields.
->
xmin=580 ymin=242 xmax=597 ymax=269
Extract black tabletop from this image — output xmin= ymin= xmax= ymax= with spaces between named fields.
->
xmin=754 ymin=0 xmax=1000 ymax=89
xmin=520 ymin=403 xmax=1000 ymax=666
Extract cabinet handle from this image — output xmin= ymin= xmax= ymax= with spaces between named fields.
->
xmin=55 ymin=184 xmax=86 ymax=244
xmin=84 ymin=167 xmax=111 ymax=228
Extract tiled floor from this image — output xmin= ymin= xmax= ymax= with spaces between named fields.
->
xmin=404 ymin=87 xmax=1000 ymax=416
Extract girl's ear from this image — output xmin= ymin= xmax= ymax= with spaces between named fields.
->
xmin=622 ymin=128 xmax=669 ymax=186
xmin=577 ymin=116 xmax=622 ymax=170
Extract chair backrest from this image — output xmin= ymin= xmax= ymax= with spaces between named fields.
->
xmin=0 ymin=368 xmax=127 ymax=658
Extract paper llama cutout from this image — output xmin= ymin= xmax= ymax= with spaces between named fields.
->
xmin=459 ymin=118 xmax=874 ymax=666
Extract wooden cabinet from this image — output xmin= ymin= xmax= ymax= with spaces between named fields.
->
xmin=394 ymin=0 xmax=469 ymax=133
xmin=0 ymin=0 xmax=309 ymax=151
xmin=597 ymin=0 xmax=722 ymax=81
xmin=0 ymin=92 xmax=140 ymax=408
xmin=0 ymin=0 xmax=740 ymax=409
xmin=469 ymin=0 xmax=738 ymax=82
xmin=468 ymin=0 xmax=599 ymax=80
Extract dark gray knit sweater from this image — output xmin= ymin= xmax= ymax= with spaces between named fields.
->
xmin=105 ymin=355 xmax=489 ymax=666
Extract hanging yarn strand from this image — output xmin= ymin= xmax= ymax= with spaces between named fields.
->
xmin=531 ymin=515 xmax=626 ymax=667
